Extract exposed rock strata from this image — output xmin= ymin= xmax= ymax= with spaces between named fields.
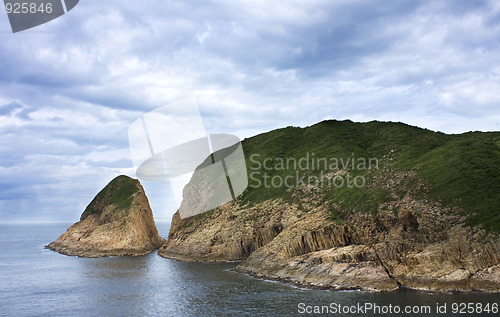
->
xmin=159 ymin=199 xmax=299 ymax=262
xmin=160 ymin=193 xmax=500 ymax=292
xmin=47 ymin=175 xmax=165 ymax=257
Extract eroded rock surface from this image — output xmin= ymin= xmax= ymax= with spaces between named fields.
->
xmin=160 ymin=192 xmax=500 ymax=292
xmin=47 ymin=175 xmax=165 ymax=257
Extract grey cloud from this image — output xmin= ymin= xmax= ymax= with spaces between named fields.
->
xmin=1 ymin=0 xmax=500 ymax=223
xmin=0 ymin=102 xmax=22 ymax=115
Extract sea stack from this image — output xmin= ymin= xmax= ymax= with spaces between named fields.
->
xmin=46 ymin=175 xmax=165 ymax=257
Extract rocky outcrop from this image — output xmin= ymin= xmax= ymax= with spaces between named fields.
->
xmin=235 ymin=201 xmax=500 ymax=292
xmin=158 ymin=199 xmax=300 ymax=262
xmin=158 ymin=120 xmax=500 ymax=292
xmin=46 ymin=175 xmax=165 ymax=257
xmin=160 ymin=188 xmax=500 ymax=292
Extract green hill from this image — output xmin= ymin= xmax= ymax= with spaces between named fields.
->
xmin=239 ymin=120 xmax=500 ymax=233
xmin=162 ymin=119 xmax=500 ymax=292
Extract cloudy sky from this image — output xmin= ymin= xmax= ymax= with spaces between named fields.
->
xmin=1 ymin=0 xmax=500 ymax=223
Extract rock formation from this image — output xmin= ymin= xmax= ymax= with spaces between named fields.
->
xmin=159 ymin=120 xmax=500 ymax=292
xmin=47 ymin=175 xmax=165 ymax=257
xmin=160 ymin=193 xmax=500 ymax=292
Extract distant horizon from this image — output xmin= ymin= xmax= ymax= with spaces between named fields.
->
xmin=2 ymin=117 xmax=500 ymax=224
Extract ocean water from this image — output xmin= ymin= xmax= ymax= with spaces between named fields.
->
xmin=0 ymin=224 xmax=499 ymax=317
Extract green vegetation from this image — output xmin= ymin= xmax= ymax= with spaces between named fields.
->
xmin=407 ymin=132 xmax=500 ymax=232
xmin=108 ymin=176 xmax=138 ymax=209
xmin=327 ymin=186 xmax=389 ymax=215
xmin=83 ymin=175 xmax=139 ymax=218
xmin=236 ymin=120 xmax=500 ymax=233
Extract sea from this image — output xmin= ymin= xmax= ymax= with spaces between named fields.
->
xmin=1 ymin=223 xmax=499 ymax=317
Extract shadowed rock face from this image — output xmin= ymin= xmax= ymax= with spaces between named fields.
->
xmin=160 ymin=195 xmax=500 ymax=292
xmin=159 ymin=175 xmax=500 ymax=293
xmin=46 ymin=175 xmax=165 ymax=258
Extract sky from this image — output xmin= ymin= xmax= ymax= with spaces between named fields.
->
xmin=1 ymin=0 xmax=500 ymax=223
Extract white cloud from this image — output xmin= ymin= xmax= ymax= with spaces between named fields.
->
xmin=1 ymin=0 xmax=499 ymax=223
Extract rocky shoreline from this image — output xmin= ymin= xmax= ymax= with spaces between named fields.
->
xmin=231 ymin=268 xmax=500 ymax=294
xmin=233 ymin=241 xmax=500 ymax=293
xmin=159 ymin=194 xmax=500 ymax=293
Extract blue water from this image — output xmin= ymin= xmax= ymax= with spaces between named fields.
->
xmin=1 ymin=224 xmax=499 ymax=316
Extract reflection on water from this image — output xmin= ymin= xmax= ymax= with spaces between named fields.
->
xmin=78 ymin=255 xmax=152 ymax=279
xmin=1 ymin=224 xmax=500 ymax=317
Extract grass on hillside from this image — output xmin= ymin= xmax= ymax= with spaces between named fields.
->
xmin=85 ymin=176 xmax=139 ymax=216
xmin=236 ymin=120 xmax=500 ymax=233
xmin=109 ymin=176 xmax=138 ymax=210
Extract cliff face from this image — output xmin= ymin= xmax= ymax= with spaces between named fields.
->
xmin=159 ymin=199 xmax=300 ymax=262
xmin=159 ymin=120 xmax=500 ymax=292
xmin=234 ymin=196 xmax=500 ymax=292
xmin=161 ymin=193 xmax=500 ymax=292
xmin=47 ymin=175 xmax=165 ymax=257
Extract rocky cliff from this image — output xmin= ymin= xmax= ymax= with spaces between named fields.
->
xmin=159 ymin=120 xmax=500 ymax=292
xmin=160 ymin=189 xmax=500 ymax=292
xmin=47 ymin=175 xmax=165 ymax=257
